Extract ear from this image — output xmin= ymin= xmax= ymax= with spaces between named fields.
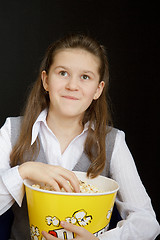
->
xmin=93 ymin=81 xmax=105 ymax=100
xmin=41 ymin=70 xmax=49 ymax=91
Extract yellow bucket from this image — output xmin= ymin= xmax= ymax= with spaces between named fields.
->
xmin=24 ymin=171 xmax=119 ymax=239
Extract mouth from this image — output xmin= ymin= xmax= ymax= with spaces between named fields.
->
xmin=62 ymin=95 xmax=79 ymax=100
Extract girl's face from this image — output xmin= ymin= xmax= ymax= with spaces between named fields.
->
xmin=42 ymin=48 xmax=104 ymax=120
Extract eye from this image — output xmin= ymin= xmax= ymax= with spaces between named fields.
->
xmin=59 ymin=71 xmax=68 ymax=77
xmin=81 ymin=75 xmax=90 ymax=80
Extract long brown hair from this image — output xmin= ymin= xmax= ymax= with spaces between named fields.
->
xmin=10 ymin=33 xmax=112 ymax=178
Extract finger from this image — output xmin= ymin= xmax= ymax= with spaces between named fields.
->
xmin=40 ymin=166 xmax=71 ymax=192
xmin=46 ymin=170 xmax=78 ymax=193
xmin=60 ymin=221 xmax=98 ymax=240
xmin=60 ymin=221 xmax=84 ymax=235
xmin=42 ymin=231 xmax=57 ymax=240
xmin=47 ymin=178 xmax=61 ymax=192
xmin=58 ymin=169 xmax=80 ymax=193
xmin=50 ymin=175 xmax=74 ymax=193
xmin=67 ymin=172 xmax=80 ymax=193
xmin=57 ymin=178 xmax=74 ymax=192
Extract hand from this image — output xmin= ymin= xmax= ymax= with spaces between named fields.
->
xmin=42 ymin=221 xmax=99 ymax=240
xmin=18 ymin=162 xmax=80 ymax=192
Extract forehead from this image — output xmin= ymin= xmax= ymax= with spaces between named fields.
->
xmin=52 ymin=48 xmax=100 ymax=72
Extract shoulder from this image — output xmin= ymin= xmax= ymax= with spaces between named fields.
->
xmin=9 ymin=116 xmax=23 ymax=125
xmin=105 ymin=127 xmax=125 ymax=154
xmin=114 ymin=128 xmax=125 ymax=147
xmin=105 ymin=127 xmax=119 ymax=143
xmin=0 ymin=116 xmax=23 ymax=148
xmin=106 ymin=127 xmax=125 ymax=140
xmin=105 ymin=127 xmax=120 ymax=160
xmin=111 ymin=128 xmax=131 ymax=161
xmin=9 ymin=116 xmax=23 ymax=133
xmin=106 ymin=127 xmax=118 ymax=137
xmin=9 ymin=116 xmax=23 ymax=147
xmin=1 ymin=116 xmax=23 ymax=132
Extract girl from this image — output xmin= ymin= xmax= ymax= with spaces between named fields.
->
xmin=0 ymin=34 xmax=159 ymax=240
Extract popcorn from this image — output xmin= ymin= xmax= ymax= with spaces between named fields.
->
xmin=32 ymin=180 xmax=103 ymax=193
xmin=32 ymin=184 xmax=54 ymax=191
xmin=79 ymin=181 xmax=101 ymax=193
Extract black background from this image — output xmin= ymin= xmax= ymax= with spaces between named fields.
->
xmin=0 ymin=0 xmax=159 ymax=225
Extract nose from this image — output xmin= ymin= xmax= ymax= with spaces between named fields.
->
xmin=65 ymin=76 xmax=79 ymax=91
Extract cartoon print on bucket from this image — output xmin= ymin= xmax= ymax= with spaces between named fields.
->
xmin=24 ymin=172 xmax=119 ymax=240
xmin=30 ymin=225 xmax=40 ymax=239
xmin=31 ymin=207 xmax=113 ymax=239
xmin=46 ymin=216 xmax=60 ymax=227
xmin=106 ymin=207 xmax=113 ymax=221
xmin=44 ymin=209 xmax=92 ymax=239
xmin=65 ymin=209 xmax=92 ymax=226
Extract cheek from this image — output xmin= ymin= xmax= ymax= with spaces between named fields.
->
xmin=83 ymin=90 xmax=97 ymax=105
xmin=84 ymin=86 xmax=98 ymax=99
xmin=48 ymin=80 xmax=62 ymax=92
xmin=88 ymin=91 xmax=96 ymax=99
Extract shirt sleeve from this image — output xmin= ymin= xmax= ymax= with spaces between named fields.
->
xmin=98 ymin=130 xmax=160 ymax=240
xmin=0 ymin=118 xmax=25 ymax=215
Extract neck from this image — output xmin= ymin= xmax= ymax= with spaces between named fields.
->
xmin=46 ymin=110 xmax=84 ymax=138
xmin=46 ymin=111 xmax=84 ymax=154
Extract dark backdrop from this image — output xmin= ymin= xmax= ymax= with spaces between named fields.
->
xmin=0 ymin=0 xmax=159 ymax=223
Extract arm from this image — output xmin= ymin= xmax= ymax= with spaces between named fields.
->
xmin=0 ymin=118 xmax=25 ymax=215
xmin=0 ymin=118 xmax=80 ymax=216
xmin=99 ymin=130 xmax=160 ymax=240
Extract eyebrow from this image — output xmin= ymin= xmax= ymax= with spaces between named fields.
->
xmin=54 ymin=65 xmax=96 ymax=77
xmin=54 ymin=66 xmax=67 ymax=70
xmin=83 ymin=70 xmax=95 ymax=77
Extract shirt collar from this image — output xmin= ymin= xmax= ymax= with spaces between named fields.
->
xmin=31 ymin=109 xmax=48 ymax=145
xmin=31 ymin=109 xmax=91 ymax=145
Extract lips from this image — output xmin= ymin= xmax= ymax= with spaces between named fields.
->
xmin=62 ymin=95 xmax=79 ymax=100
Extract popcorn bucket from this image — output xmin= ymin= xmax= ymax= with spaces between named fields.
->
xmin=24 ymin=171 xmax=119 ymax=239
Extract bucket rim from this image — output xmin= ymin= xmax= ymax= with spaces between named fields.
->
xmin=24 ymin=171 xmax=119 ymax=196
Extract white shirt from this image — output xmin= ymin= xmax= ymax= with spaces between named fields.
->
xmin=31 ymin=109 xmax=88 ymax=169
xmin=0 ymin=110 xmax=160 ymax=240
